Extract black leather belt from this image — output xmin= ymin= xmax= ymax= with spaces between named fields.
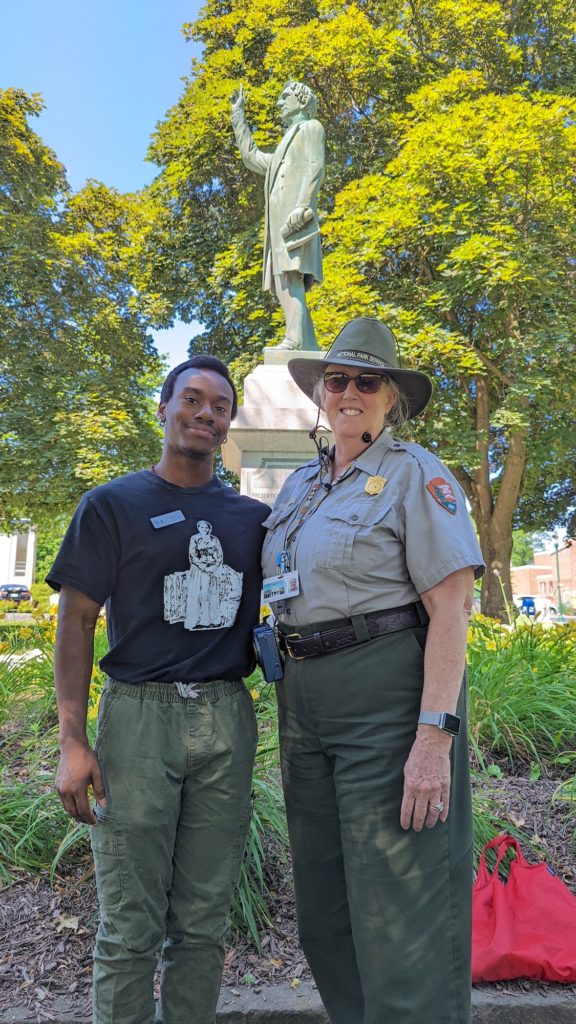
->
xmin=278 ymin=604 xmax=426 ymax=660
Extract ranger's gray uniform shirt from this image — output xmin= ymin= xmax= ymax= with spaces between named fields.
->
xmin=262 ymin=431 xmax=485 ymax=627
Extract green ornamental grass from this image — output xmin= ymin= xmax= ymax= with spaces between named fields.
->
xmin=2 ymin=616 xmax=574 ymax=938
xmin=0 ymin=631 xmax=289 ymax=947
xmin=467 ymin=617 xmax=576 ymax=765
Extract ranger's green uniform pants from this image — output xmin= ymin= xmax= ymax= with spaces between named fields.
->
xmin=90 ymin=679 xmax=257 ymax=1024
xmin=277 ymin=624 xmax=472 ymax=1024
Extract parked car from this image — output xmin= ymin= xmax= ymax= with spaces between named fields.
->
xmin=513 ymin=595 xmax=557 ymax=619
xmin=520 ymin=596 xmax=536 ymax=617
xmin=0 ymin=583 xmax=32 ymax=603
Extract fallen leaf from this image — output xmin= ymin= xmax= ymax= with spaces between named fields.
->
xmin=55 ymin=914 xmax=79 ymax=933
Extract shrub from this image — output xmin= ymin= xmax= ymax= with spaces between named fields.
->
xmin=0 ymin=635 xmax=289 ymax=948
xmin=468 ymin=617 xmax=576 ymax=765
xmin=0 ymin=785 xmax=70 ymax=883
xmin=30 ymin=582 xmax=53 ymax=614
xmin=469 ymin=768 xmax=547 ymax=875
xmin=3 ymin=617 xmax=572 ymax=945
xmin=0 ymin=599 xmax=35 ymax=615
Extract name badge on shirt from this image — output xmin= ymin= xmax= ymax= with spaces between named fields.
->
xmin=150 ymin=510 xmax=186 ymax=530
xmin=262 ymin=571 xmax=300 ymax=603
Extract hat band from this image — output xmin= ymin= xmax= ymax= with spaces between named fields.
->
xmin=330 ymin=349 xmax=393 ymax=368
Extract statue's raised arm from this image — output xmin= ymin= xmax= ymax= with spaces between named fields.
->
xmin=231 ymin=84 xmax=273 ymax=177
xmin=231 ymin=81 xmax=325 ymax=351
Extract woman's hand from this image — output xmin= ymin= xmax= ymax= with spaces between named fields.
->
xmin=400 ymin=729 xmax=452 ymax=831
xmin=399 ymin=566 xmax=474 ymax=831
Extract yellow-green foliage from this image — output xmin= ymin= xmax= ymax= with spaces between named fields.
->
xmin=141 ymin=0 xmax=576 ymax=553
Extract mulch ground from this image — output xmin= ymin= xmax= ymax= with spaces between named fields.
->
xmin=1 ymin=772 xmax=575 ymax=1021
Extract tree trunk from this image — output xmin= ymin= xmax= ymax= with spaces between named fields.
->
xmin=456 ymin=375 xmax=527 ymax=620
xmin=475 ymin=519 xmax=514 ymax=620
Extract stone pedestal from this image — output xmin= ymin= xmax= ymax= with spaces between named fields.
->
xmin=222 ymin=349 xmax=331 ymax=503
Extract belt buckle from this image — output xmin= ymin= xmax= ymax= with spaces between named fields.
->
xmin=285 ymin=632 xmax=305 ymax=660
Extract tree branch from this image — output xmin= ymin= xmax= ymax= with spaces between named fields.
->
xmin=451 ymin=464 xmax=473 ymax=500
xmin=492 ymin=424 xmax=528 ymax=533
xmin=405 ymin=0 xmax=445 ymax=69
xmin=438 ymin=306 xmax=515 ymax=385
xmin=471 ymin=375 xmax=492 ymax=526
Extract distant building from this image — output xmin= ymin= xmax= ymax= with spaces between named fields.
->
xmin=511 ymin=540 xmax=575 ymax=612
xmin=0 ymin=532 xmax=36 ymax=589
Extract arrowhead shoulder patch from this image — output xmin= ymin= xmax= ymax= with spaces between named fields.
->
xmin=426 ymin=477 xmax=457 ymax=515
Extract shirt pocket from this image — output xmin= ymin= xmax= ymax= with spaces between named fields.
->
xmin=261 ymin=502 xmax=297 ymax=575
xmin=315 ymin=498 xmax=393 ymax=572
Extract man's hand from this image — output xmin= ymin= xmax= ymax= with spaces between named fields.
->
xmin=400 ymin=730 xmax=452 ymax=832
xmin=231 ymin=84 xmax=245 ymax=113
xmin=282 ymin=206 xmax=313 ymax=236
xmin=56 ymin=739 xmax=106 ymax=825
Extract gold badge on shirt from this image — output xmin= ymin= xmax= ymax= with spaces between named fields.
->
xmin=365 ymin=475 xmax=387 ymax=495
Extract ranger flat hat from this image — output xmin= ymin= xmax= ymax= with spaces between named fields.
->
xmin=288 ymin=317 xmax=432 ymax=420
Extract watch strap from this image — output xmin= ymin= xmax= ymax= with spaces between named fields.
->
xmin=418 ymin=711 xmax=461 ymax=735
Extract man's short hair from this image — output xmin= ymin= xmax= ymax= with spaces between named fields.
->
xmin=160 ymin=356 xmax=238 ymax=419
xmin=284 ymin=80 xmax=318 ymax=119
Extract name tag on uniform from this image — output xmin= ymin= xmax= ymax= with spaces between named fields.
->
xmin=262 ymin=571 xmax=300 ymax=603
xmin=150 ymin=510 xmax=186 ymax=530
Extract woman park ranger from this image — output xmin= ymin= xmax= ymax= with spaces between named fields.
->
xmin=261 ymin=318 xmax=485 ymax=1024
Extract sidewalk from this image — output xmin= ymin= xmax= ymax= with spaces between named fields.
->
xmin=1 ymin=982 xmax=575 ymax=1023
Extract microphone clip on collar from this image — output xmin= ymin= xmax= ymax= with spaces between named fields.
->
xmin=309 ymin=407 xmax=332 ymax=485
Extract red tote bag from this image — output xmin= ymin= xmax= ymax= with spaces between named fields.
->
xmin=472 ymin=833 xmax=576 ymax=983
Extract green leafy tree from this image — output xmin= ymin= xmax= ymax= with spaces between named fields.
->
xmin=318 ymin=84 xmax=576 ymax=615
xmin=33 ymin=516 xmax=70 ymax=582
xmin=143 ymin=0 xmax=576 ymax=615
xmin=0 ymin=90 xmax=164 ymax=531
xmin=511 ymin=530 xmax=535 ymax=568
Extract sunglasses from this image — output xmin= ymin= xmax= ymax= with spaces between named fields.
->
xmin=323 ymin=371 xmax=389 ymax=395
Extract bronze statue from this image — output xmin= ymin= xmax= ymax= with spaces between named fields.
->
xmin=231 ymin=82 xmax=324 ymax=350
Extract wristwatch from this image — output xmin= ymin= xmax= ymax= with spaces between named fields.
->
xmin=418 ymin=711 xmax=461 ymax=736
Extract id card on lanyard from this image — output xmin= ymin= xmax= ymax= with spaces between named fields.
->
xmin=262 ymin=480 xmax=323 ymax=604
xmin=262 ymin=549 xmax=300 ymax=604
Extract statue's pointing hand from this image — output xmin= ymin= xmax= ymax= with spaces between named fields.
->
xmin=231 ymin=84 xmax=245 ymax=112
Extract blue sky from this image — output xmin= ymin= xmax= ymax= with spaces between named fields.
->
xmin=1 ymin=0 xmax=203 ymax=368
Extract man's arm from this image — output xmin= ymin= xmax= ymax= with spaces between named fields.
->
xmin=55 ymin=585 xmax=106 ymax=825
xmin=400 ymin=566 xmax=473 ymax=832
xmin=231 ymin=84 xmax=272 ymax=176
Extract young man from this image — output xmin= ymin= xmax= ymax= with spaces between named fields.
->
xmin=48 ymin=356 xmax=269 ymax=1024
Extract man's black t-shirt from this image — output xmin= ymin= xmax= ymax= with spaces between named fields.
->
xmin=47 ymin=471 xmax=269 ymax=684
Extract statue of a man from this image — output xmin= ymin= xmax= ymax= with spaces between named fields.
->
xmin=231 ymin=82 xmax=325 ymax=351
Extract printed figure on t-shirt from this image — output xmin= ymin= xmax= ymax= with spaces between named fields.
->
xmin=163 ymin=520 xmax=243 ymax=630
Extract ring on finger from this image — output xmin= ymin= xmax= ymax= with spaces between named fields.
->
xmin=430 ymin=801 xmax=444 ymax=813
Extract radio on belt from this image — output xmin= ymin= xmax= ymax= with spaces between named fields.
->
xmin=252 ymin=623 xmax=284 ymax=682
